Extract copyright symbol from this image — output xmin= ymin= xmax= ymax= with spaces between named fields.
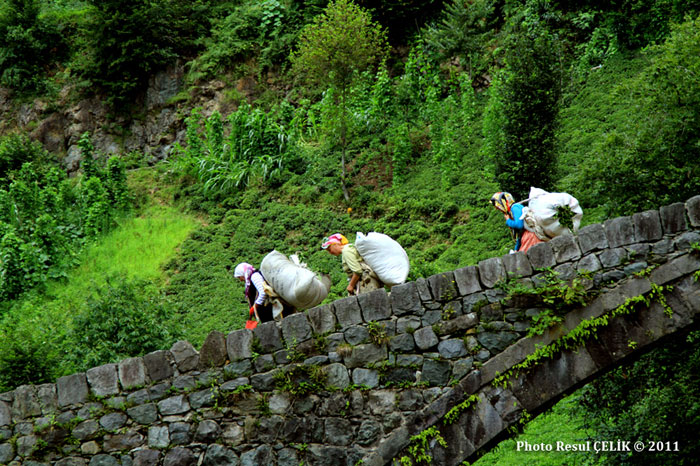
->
xmin=634 ymin=441 xmax=644 ymax=452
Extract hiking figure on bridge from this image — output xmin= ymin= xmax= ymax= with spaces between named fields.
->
xmin=490 ymin=191 xmax=543 ymax=254
xmin=234 ymin=262 xmax=276 ymax=326
xmin=322 ymin=233 xmax=383 ymax=295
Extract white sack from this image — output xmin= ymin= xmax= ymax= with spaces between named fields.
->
xmin=261 ymin=250 xmax=330 ymax=310
xmin=355 ymin=232 xmax=410 ymax=287
xmin=521 ymin=187 xmax=583 ymax=239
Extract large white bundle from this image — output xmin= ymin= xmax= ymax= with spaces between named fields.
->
xmin=261 ymin=251 xmax=330 ymax=310
xmin=521 ymin=187 xmax=583 ymax=240
xmin=355 ymin=232 xmax=409 ymax=287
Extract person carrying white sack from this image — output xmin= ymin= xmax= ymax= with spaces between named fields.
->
xmin=321 ymin=233 xmax=383 ymax=295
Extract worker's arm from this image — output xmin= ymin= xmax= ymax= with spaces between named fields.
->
xmin=347 ymin=272 xmax=360 ymax=294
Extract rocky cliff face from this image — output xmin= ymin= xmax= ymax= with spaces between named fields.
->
xmin=0 ymin=64 xmax=252 ymax=173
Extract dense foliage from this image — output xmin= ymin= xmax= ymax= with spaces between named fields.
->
xmin=0 ymin=0 xmax=66 ymax=93
xmin=1 ymin=0 xmax=700 ymax=463
xmin=576 ymin=331 xmax=700 ymax=466
xmin=0 ymin=133 xmax=128 ymax=305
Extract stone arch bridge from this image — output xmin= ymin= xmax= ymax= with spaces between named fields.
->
xmin=1 ymin=196 xmax=700 ymax=466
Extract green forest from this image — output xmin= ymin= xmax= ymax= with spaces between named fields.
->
xmin=1 ymin=0 xmax=699 ymax=464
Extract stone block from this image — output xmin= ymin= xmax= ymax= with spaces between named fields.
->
xmin=11 ymin=385 xmax=40 ymax=420
xmin=323 ymin=363 xmax=350 ymax=389
xmin=344 ymin=343 xmax=387 ymax=369
xmin=604 ymin=216 xmax=636 ymax=247
xmin=307 ymin=304 xmax=336 ymax=334
xmin=333 ymin=296 xmax=363 ymax=329
xmin=660 ymin=202 xmax=688 ymax=234
xmin=204 ymin=444 xmax=237 ymax=465
xmin=352 ymin=368 xmax=379 ymax=388
xmin=576 ymin=223 xmax=608 ymax=254
xmin=148 ymin=425 xmax=170 ymax=449
xmin=413 ymin=327 xmax=439 ymax=350
xmin=438 ymin=339 xmax=468 ymax=359
xmin=100 ymin=412 xmax=127 ymax=431
xmin=103 ymin=430 xmax=144 ymax=452
xmin=434 ymin=313 xmax=478 ymax=336
xmin=389 ymin=282 xmax=423 ymax=316
xmin=118 ymin=358 xmax=147 ymax=390
xmin=549 ymin=234 xmax=582 ymax=263
xmin=199 ymin=330 xmax=228 ymax=369
xmin=189 ymin=389 xmax=216 ymax=409
xmin=0 ymin=401 xmax=10 ymax=426
xmin=0 ymin=443 xmax=14 ymax=464
xmin=633 ymin=210 xmax=663 ymax=241
xmin=56 ymin=372 xmax=88 ymax=407
xmin=526 ymin=242 xmax=556 ymax=270
xmin=477 ymin=330 xmax=519 ymax=354
xmin=554 ymin=262 xmax=577 ymax=281
xmin=164 ymin=447 xmax=196 ymax=466
xmin=251 ymin=370 xmax=277 ymax=391
xmin=253 ymin=321 xmax=283 ymax=353
xmin=133 ymin=449 xmax=162 ymax=465
xmin=415 ymin=278 xmax=433 ymax=301
xmin=577 ymin=254 xmax=602 ymax=273
xmin=158 ymin=395 xmax=190 ymax=415
xmin=428 ymin=272 xmax=459 ymax=302
xmin=87 ymin=364 xmax=119 ymax=397
xmin=344 ymin=325 xmax=369 ymax=345
xmin=501 ymin=252 xmax=533 ymax=277
xmin=143 ymin=351 xmax=174 ymax=382
xmin=674 ymin=231 xmax=700 ymax=251
xmin=169 ymin=341 xmax=199 ymax=372
xmin=478 ymin=257 xmax=506 ymax=288
xmin=389 ymin=333 xmax=415 ymax=352
xmin=358 ymin=289 xmax=391 ymax=322
xmin=598 ymin=247 xmax=626 ymax=268
xmin=126 ymin=403 xmax=158 ymax=425
xmin=687 ymin=195 xmax=700 ymax=227
xmin=422 ymin=359 xmax=451 ymax=386
xmin=226 ymin=329 xmax=253 ymax=361
xmin=281 ymin=313 xmax=312 ymax=344
xmin=453 ymin=266 xmax=482 ymax=297
xmin=36 ymin=384 xmax=57 ymax=415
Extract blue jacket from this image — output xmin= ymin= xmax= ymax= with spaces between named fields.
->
xmin=505 ymin=203 xmax=524 ymax=250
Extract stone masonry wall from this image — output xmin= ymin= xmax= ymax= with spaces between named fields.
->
xmin=1 ymin=196 xmax=700 ymax=466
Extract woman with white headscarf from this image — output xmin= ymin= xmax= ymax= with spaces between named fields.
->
xmin=234 ymin=262 xmax=273 ymax=323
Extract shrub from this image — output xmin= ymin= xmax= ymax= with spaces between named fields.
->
xmin=65 ymin=277 xmax=180 ymax=371
xmin=0 ymin=0 xmax=66 ymax=93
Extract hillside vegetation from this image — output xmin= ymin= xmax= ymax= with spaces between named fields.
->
xmin=1 ymin=0 xmax=700 ymax=464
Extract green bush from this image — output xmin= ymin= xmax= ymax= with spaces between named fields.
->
xmin=64 ymin=277 xmax=180 ymax=371
xmin=0 ymin=0 xmax=66 ymax=93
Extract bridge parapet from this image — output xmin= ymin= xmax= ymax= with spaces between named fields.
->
xmin=0 ymin=195 xmax=699 ymax=465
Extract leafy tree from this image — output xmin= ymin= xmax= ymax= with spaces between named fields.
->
xmin=572 ymin=14 xmax=700 ymax=214
xmin=0 ymin=0 xmax=65 ymax=93
xmin=422 ymin=0 xmax=499 ymax=85
xmin=484 ymin=7 xmax=563 ymax=199
xmin=291 ymin=0 xmax=388 ymax=201
xmin=82 ymin=0 xmax=195 ymax=109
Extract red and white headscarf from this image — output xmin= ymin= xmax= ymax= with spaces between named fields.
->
xmin=321 ymin=233 xmax=349 ymax=249
xmin=234 ymin=262 xmax=255 ymax=294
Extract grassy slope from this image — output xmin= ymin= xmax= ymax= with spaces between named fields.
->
xmin=0 ymin=172 xmax=200 ymax=377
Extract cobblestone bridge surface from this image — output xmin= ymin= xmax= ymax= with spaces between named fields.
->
xmin=1 ymin=196 xmax=700 ymax=466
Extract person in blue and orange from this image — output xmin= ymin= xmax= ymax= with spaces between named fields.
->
xmin=490 ymin=192 xmax=542 ymax=254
